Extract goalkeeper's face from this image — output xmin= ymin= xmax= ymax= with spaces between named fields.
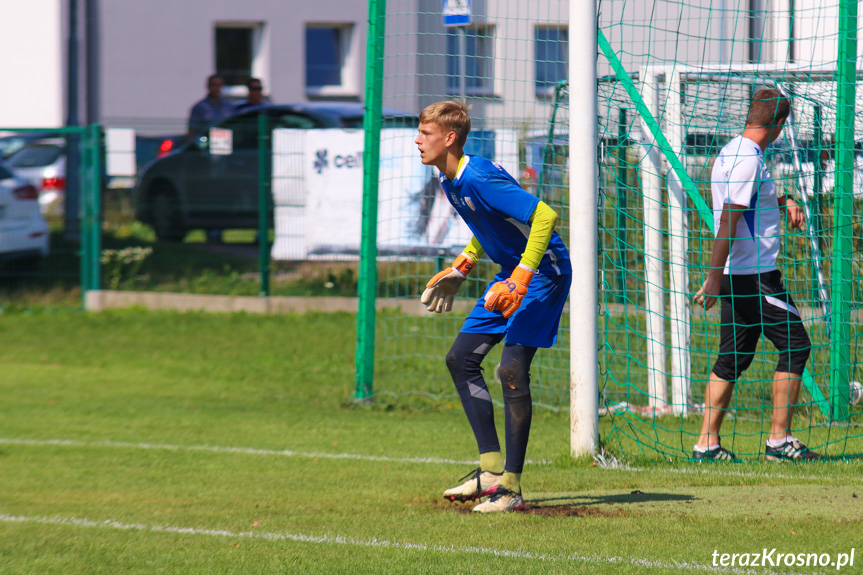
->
xmin=416 ymin=121 xmax=453 ymax=168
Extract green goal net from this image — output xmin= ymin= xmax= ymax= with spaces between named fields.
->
xmin=594 ymin=0 xmax=863 ymax=459
xmin=358 ymin=0 xmax=863 ymax=461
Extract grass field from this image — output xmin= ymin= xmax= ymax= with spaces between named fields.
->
xmin=1 ymin=308 xmax=862 ymax=574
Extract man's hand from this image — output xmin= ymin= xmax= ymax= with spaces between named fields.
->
xmin=421 ymin=254 xmax=474 ymax=313
xmin=694 ymin=275 xmax=722 ymax=310
xmin=779 ymin=196 xmax=804 ymax=230
xmin=483 ymin=265 xmax=535 ymax=319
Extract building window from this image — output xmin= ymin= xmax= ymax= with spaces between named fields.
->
xmin=535 ymin=27 xmax=568 ymax=96
xmin=446 ymin=26 xmax=494 ymax=97
xmin=215 ymin=23 xmax=267 ymax=97
xmin=306 ymin=24 xmax=357 ymax=97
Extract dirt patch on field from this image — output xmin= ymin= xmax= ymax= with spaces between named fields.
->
xmin=522 ymin=503 xmax=630 ymax=518
xmin=430 ymin=499 xmax=630 ymax=518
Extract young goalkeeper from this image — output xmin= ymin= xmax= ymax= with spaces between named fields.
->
xmin=415 ymin=101 xmax=571 ymax=513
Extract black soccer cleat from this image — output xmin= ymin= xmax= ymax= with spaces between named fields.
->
xmin=765 ymin=437 xmax=823 ymax=462
xmin=691 ymin=445 xmax=742 ymax=463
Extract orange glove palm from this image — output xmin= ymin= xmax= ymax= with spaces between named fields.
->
xmin=483 ymin=265 xmax=535 ymax=319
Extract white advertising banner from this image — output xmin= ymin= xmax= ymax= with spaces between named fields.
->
xmin=271 ymin=129 xmax=308 ymax=260
xmin=302 ymin=129 xmax=366 ymax=254
xmin=270 ymin=128 xmax=524 ymax=260
xmin=376 ymin=129 xmax=473 ymax=255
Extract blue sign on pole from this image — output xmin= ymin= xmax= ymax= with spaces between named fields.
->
xmin=442 ymin=0 xmax=471 ymax=27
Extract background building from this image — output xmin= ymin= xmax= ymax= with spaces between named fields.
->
xmin=0 ymin=0 xmax=854 ymax=131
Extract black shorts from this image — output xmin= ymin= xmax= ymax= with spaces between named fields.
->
xmin=711 ymin=270 xmax=811 ymax=382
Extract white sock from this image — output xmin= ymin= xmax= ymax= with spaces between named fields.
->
xmin=693 ymin=443 xmax=720 ymax=452
xmin=766 ymin=436 xmax=793 ymax=448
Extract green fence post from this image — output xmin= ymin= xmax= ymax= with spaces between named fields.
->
xmin=89 ymin=123 xmax=102 ymax=292
xmin=79 ymin=127 xmax=90 ymax=306
xmin=258 ymin=113 xmax=271 ymax=296
xmin=830 ymin=0 xmax=858 ymax=420
xmin=355 ymin=0 xmax=386 ymax=401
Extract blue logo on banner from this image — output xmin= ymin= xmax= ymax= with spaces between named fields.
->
xmin=314 ymin=149 xmax=364 ymax=173
xmin=314 ymin=149 xmax=328 ymax=174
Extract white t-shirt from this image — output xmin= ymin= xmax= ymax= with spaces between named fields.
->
xmin=711 ymin=135 xmax=780 ymax=274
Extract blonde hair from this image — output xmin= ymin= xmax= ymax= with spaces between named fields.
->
xmin=419 ymin=100 xmax=472 ymax=148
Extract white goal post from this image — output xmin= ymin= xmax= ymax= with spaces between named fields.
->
xmin=569 ymin=0 xmax=600 ymax=456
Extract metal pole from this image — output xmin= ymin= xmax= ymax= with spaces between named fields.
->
xmin=615 ymin=108 xmax=628 ymax=302
xmin=813 ymin=105 xmax=822 ymax=244
xmin=355 ymin=0 xmax=386 ymax=401
xmin=66 ymin=0 xmax=81 ymax=238
xmin=570 ymin=0 xmax=599 ymax=457
xmin=89 ymin=123 xmax=102 ymax=291
xmin=258 ymin=113 xmax=271 ymax=296
xmin=788 ymin=0 xmax=796 ymax=63
xmin=85 ymin=0 xmax=100 ymax=124
xmin=460 ymin=26 xmax=467 ymax=101
xmin=78 ymin=125 xmax=89 ymax=303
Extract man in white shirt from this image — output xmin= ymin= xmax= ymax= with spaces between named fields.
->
xmin=693 ymin=88 xmax=821 ymax=462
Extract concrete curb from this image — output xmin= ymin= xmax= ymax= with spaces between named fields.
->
xmin=84 ymin=290 xmax=475 ymax=316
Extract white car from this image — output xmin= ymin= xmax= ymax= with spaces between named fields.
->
xmin=4 ymin=138 xmax=66 ymax=217
xmin=0 ymin=161 xmax=49 ymax=266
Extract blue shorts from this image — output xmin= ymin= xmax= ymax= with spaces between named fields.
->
xmin=460 ymin=271 xmax=571 ymax=348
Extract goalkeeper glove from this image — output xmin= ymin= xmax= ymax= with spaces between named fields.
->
xmin=483 ymin=264 xmax=535 ymax=319
xmin=421 ymin=253 xmax=476 ymax=313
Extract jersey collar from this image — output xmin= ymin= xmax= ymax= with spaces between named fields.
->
xmin=740 ymin=135 xmax=763 ymax=155
xmin=453 ymin=155 xmax=470 ymax=183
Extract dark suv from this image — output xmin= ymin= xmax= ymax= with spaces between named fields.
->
xmin=133 ymin=103 xmax=417 ymax=241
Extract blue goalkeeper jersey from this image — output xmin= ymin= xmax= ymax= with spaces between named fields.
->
xmin=439 ymin=155 xmax=571 ymax=276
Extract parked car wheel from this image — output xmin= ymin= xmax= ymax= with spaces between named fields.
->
xmin=150 ymin=182 xmax=186 ymax=242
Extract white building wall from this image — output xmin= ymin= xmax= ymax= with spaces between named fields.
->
xmin=482 ymin=0 xmax=567 ymax=123
xmin=407 ymin=0 xmax=566 ymax=125
xmin=0 ymin=0 xmax=63 ymax=128
xmin=0 ymin=1 xmax=858 ymax=130
xmin=100 ymin=0 xmax=368 ymax=127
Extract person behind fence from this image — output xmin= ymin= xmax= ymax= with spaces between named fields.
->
xmin=235 ymin=78 xmax=266 ymax=111
xmin=415 ymin=100 xmax=572 ymax=512
xmin=692 ymin=88 xmax=820 ymax=462
xmin=187 ymin=74 xmax=236 ymax=140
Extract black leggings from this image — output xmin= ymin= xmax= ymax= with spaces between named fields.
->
xmin=446 ymin=332 xmax=538 ymax=474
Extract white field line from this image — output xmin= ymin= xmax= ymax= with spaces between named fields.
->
xmin=0 ymin=437 xmax=550 ymax=466
xmin=1 ymin=437 xmax=857 ymax=482
xmin=0 ymin=513 xmax=791 ymax=575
